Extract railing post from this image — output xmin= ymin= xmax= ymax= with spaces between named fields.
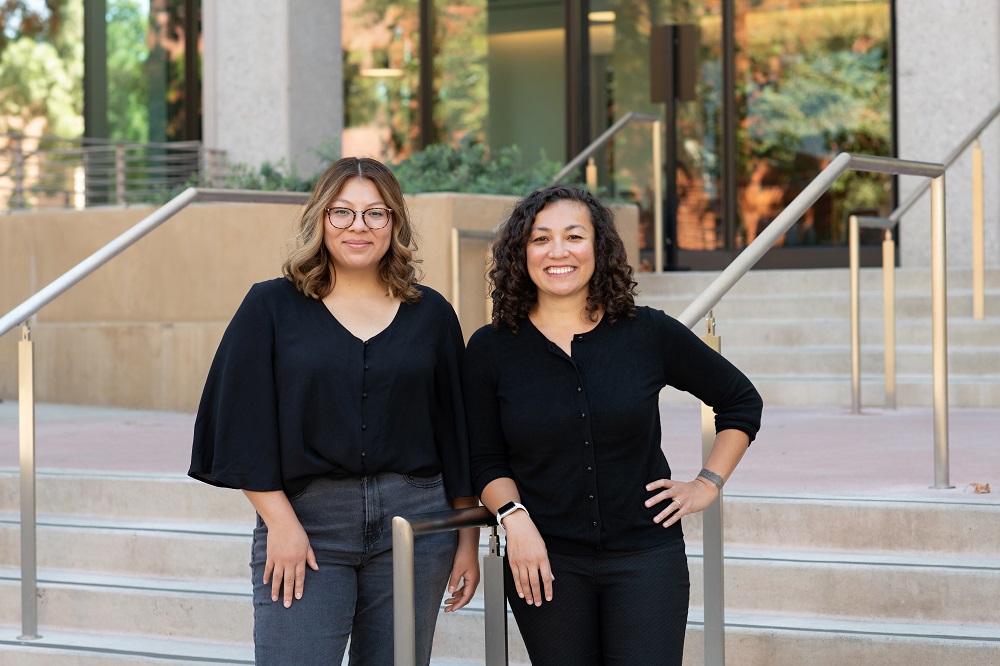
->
xmin=848 ymin=215 xmax=862 ymax=414
xmin=700 ymin=311 xmax=725 ymax=666
xmin=653 ymin=120 xmax=664 ymax=274
xmin=12 ymin=134 xmax=26 ymax=209
xmin=929 ymin=176 xmax=952 ymax=489
xmin=392 ymin=516 xmax=416 ymax=666
xmin=450 ymin=228 xmax=461 ymax=320
xmin=882 ymin=229 xmax=896 ymax=409
xmin=972 ymin=139 xmax=985 ymax=320
xmin=115 ymin=143 xmax=126 ymax=205
xmin=18 ymin=322 xmax=40 ymax=640
xmin=483 ymin=526 xmax=509 ymax=665
xmin=585 ymin=157 xmax=598 ymax=190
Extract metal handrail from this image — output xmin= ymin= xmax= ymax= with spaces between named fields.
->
xmin=677 ymin=152 xmax=952 ymax=490
xmin=841 ymin=103 xmax=999 ymax=419
xmin=1 ymin=188 xmax=310 ymax=641
xmin=0 ymin=188 xmax=309 ymax=338
xmin=676 ymin=154 xmax=944 ymax=325
xmin=392 ymin=507 xmax=504 ymax=666
xmin=551 ymin=111 xmax=666 ymax=272
xmin=890 ymin=101 xmax=1000 ymax=222
xmin=551 ymin=111 xmax=661 ymax=184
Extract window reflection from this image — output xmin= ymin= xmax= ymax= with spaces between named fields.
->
xmin=342 ymin=0 xmax=420 ymax=160
xmin=731 ymin=0 xmax=892 ymax=251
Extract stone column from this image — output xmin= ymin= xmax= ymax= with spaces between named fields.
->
xmin=895 ymin=0 xmax=1000 ymax=268
xmin=202 ymin=0 xmax=343 ymax=179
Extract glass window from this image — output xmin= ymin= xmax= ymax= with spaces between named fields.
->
xmin=433 ymin=0 xmax=488 ymax=146
xmin=342 ymin=0 xmax=421 ymax=160
xmin=486 ymin=0 xmax=565 ymax=164
xmin=733 ymin=0 xmax=893 ymax=251
xmin=591 ymin=0 xmax=892 ymax=266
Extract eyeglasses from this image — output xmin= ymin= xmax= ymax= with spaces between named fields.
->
xmin=325 ymin=206 xmax=393 ymax=230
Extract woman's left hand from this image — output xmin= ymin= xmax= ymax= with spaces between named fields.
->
xmin=644 ymin=477 xmax=720 ymax=529
xmin=444 ymin=527 xmax=481 ymax=612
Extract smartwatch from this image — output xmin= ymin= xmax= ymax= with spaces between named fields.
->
xmin=496 ymin=501 xmax=528 ymax=525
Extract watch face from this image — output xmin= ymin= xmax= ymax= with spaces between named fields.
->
xmin=498 ymin=501 xmax=517 ymax=516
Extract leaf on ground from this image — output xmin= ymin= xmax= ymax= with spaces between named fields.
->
xmin=964 ymin=482 xmax=991 ymax=494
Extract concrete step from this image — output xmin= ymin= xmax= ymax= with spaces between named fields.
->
xmin=3 ymin=473 xmax=998 ymax=663
xmin=683 ymin=374 xmax=1000 ymax=408
xmin=0 ymin=568 xmax=251 ymax=643
xmin=682 ymin=495 xmax=1000 ymax=556
xmin=635 ymin=266 xmax=1000 ymax=298
xmin=0 ymin=626 xmax=253 ymax=665
xmin=5 ymin=476 xmax=996 ymax=562
xmin=4 ymin=611 xmax=997 ymax=666
xmin=681 ymin=609 xmax=1000 ymax=666
xmin=723 ymin=344 xmax=1000 ymax=376
xmin=0 ymin=472 xmax=254 ymax=524
xmin=687 ymin=545 xmax=1000 ymax=625
xmin=0 ymin=515 xmax=252 ymax=581
xmin=695 ymin=317 xmax=1000 ymax=348
xmin=638 ymin=289 xmax=1000 ymax=321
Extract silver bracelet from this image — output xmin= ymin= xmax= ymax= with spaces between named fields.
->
xmin=698 ymin=467 xmax=725 ymax=490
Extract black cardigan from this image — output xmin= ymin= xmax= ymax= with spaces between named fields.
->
xmin=190 ymin=277 xmax=473 ymax=499
xmin=464 ymin=306 xmax=762 ymax=555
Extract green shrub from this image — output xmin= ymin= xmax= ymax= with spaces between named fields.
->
xmin=390 ymin=138 xmax=563 ymax=195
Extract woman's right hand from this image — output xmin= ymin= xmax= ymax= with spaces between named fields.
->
xmin=502 ymin=511 xmax=554 ymax=606
xmin=243 ymin=489 xmax=320 ymax=609
xmin=263 ymin=517 xmax=319 ymax=608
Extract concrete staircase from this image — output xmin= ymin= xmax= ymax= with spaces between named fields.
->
xmin=1 ymin=471 xmax=997 ymax=665
xmin=637 ymin=266 xmax=1000 ymax=408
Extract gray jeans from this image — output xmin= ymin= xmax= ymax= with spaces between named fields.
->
xmin=250 ymin=472 xmax=457 ymax=665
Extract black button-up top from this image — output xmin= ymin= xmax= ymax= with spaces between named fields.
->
xmin=190 ymin=278 xmax=473 ymax=499
xmin=464 ymin=307 xmax=762 ymax=555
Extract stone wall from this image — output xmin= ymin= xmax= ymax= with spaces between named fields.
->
xmin=895 ymin=0 xmax=1000 ymax=268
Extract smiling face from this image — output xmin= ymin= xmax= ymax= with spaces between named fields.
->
xmin=525 ymin=199 xmax=596 ymax=305
xmin=323 ymin=177 xmax=393 ymax=277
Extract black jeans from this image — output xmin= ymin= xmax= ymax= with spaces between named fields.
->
xmin=505 ymin=538 xmax=690 ymax=666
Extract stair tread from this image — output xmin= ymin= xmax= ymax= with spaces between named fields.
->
xmin=686 ymin=608 xmax=1000 ymax=640
xmin=0 ymin=625 xmax=253 ymax=663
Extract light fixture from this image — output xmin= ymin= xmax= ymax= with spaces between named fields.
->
xmin=360 ymin=67 xmax=404 ymax=78
xmin=588 ymin=11 xmax=616 ymax=23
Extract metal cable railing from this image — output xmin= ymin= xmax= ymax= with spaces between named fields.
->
xmin=0 ymin=133 xmax=229 ymax=212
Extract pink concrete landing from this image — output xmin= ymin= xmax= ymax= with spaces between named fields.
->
xmin=0 ymin=401 xmax=997 ymax=504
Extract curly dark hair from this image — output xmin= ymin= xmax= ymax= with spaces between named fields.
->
xmin=489 ymin=185 xmax=637 ymax=332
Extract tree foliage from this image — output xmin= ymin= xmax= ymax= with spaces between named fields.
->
xmin=106 ymin=0 xmax=149 ymax=142
xmin=0 ymin=0 xmax=81 ymax=136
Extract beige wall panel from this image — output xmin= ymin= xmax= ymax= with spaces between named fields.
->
xmin=10 ymin=204 xmax=300 ymax=324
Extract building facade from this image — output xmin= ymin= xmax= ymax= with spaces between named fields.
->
xmin=86 ymin=0 xmax=1000 ymax=272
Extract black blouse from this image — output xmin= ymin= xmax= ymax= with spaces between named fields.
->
xmin=189 ymin=278 xmax=473 ymax=499
xmin=464 ymin=307 xmax=762 ymax=555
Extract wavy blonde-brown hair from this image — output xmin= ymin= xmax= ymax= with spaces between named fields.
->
xmin=283 ymin=157 xmax=421 ymax=302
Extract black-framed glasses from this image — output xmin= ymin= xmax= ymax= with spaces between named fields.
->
xmin=325 ymin=206 xmax=393 ymax=230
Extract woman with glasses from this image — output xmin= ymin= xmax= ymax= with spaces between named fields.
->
xmin=464 ymin=186 xmax=762 ymax=665
xmin=190 ymin=157 xmax=479 ymax=665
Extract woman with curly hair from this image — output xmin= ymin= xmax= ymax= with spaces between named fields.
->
xmin=464 ymin=185 xmax=762 ymax=665
xmin=190 ymin=157 xmax=479 ymax=665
